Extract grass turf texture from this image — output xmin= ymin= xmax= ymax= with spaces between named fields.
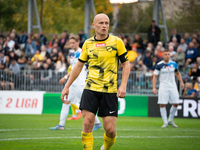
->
xmin=0 ymin=114 xmax=199 ymax=150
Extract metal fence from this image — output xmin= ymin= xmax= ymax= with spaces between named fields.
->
xmin=0 ymin=70 xmax=186 ymax=96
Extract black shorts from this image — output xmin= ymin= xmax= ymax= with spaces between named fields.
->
xmin=79 ymin=89 xmax=118 ymax=117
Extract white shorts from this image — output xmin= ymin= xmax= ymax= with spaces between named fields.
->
xmin=67 ymin=84 xmax=84 ymax=104
xmin=158 ymin=88 xmax=179 ymax=104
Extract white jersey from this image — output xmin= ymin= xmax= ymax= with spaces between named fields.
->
xmin=153 ymin=60 xmax=178 ymax=89
xmin=69 ymin=48 xmax=87 ymax=85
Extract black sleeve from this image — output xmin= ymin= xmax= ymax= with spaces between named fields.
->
xmin=119 ymin=52 xmax=128 ymax=63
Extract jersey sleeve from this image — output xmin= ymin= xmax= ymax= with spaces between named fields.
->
xmin=78 ymin=42 xmax=88 ymax=62
xmin=174 ymin=62 xmax=178 ymax=72
xmin=153 ymin=64 xmax=160 ymax=75
xmin=117 ymin=38 xmax=128 ymax=63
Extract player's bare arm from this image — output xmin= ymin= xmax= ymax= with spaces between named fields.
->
xmin=59 ymin=73 xmax=71 ymax=85
xmin=152 ymin=74 xmax=158 ymax=95
xmin=61 ymin=61 xmax=85 ymax=103
xmin=117 ymin=61 xmax=130 ymax=98
xmin=175 ymin=71 xmax=184 ymax=90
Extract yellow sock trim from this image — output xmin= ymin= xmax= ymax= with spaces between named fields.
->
xmin=103 ymin=133 xmax=116 ymax=150
xmin=81 ymin=132 xmax=93 ymax=150
xmin=70 ymin=104 xmax=77 ymax=115
xmin=71 ymin=103 xmax=79 ymax=110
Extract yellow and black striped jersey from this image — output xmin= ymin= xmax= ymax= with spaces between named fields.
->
xmin=79 ymin=35 xmax=128 ymax=93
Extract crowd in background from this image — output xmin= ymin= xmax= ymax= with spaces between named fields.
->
xmin=0 ymin=20 xmax=200 ymax=96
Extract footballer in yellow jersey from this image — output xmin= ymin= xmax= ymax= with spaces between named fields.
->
xmin=79 ymin=34 xmax=128 ymax=93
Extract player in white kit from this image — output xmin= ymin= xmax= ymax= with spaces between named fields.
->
xmin=152 ymin=49 xmax=184 ymax=128
xmin=50 ymin=35 xmax=102 ymax=130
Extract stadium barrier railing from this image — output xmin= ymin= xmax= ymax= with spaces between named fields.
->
xmin=0 ymin=70 xmax=187 ymax=96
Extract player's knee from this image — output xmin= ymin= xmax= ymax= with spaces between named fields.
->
xmin=173 ymin=104 xmax=178 ymax=107
xmin=83 ymin=120 xmax=93 ymax=132
xmin=104 ymin=125 xmax=116 ymax=137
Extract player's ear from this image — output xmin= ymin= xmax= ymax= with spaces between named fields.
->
xmin=92 ymin=23 xmax=95 ymax=29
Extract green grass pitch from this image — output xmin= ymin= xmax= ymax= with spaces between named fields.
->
xmin=0 ymin=114 xmax=199 ymax=150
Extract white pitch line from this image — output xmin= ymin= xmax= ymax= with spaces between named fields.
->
xmin=0 ymin=128 xmax=200 ymax=132
xmin=0 ymin=136 xmax=200 ymax=141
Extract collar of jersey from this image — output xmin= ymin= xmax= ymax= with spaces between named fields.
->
xmin=94 ymin=35 xmax=109 ymax=41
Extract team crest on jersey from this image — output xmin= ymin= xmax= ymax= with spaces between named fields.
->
xmin=106 ymin=46 xmax=113 ymax=52
xmin=96 ymin=43 xmax=106 ymax=47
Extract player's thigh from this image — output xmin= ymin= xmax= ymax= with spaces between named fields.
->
xmin=98 ymin=93 xmax=118 ymax=117
xmin=69 ymin=85 xmax=84 ymax=104
xmin=79 ymin=89 xmax=100 ymax=115
xmin=158 ymin=89 xmax=170 ymax=104
xmin=169 ymin=89 xmax=179 ymax=104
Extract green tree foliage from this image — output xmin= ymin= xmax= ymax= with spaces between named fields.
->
xmin=167 ymin=0 xmax=200 ymax=33
xmin=115 ymin=2 xmax=153 ymax=34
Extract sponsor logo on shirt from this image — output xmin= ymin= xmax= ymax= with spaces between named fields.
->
xmin=96 ymin=43 xmax=106 ymax=47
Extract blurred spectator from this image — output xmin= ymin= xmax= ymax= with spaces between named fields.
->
xmin=63 ymin=40 xmax=71 ymax=58
xmin=10 ymin=32 xmax=19 ymax=50
xmin=154 ymin=45 xmax=163 ymax=61
xmin=197 ymin=57 xmax=200 ymax=69
xmin=30 ymin=30 xmax=35 ymax=40
xmin=17 ymin=49 xmax=27 ymax=69
xmin=0 ymin=68 xmax=15 ymax=90
xmin=59 ymin=32 xmax=67 ymax=50
xmin=34 ymin=33 xmax=43 ymax=45
xmin=187 ymin=63 xmax=200 ymax=82
xmin=184 ymin=32 xmax=191 ymax=45
xmin=24 ymin=57 xmax=34 ymax=72
xmin=25 ymin=38 xmax=37 ymax=57
xmin=4 ymin=56 xmax=10 ymax=68
xmin=50 ymin=48 xmax=58 ymax=63
xmin=6 ymin=36 xmax=15 ymax=50
xmin=147 ymin=20 xmax=161 ymax=46
xmin=170 ymin=29 xmax=181 ymax=44
xmin=173 ymin=47 xmax=185 ymax=70
xmin=40 ymin=31 xmax=47 ymax=45
xmin=157 ymin=41 xmax=165 ymax=51
xmin=9 ymin=59 xmax=20 ymax=75
xmin=149 ymin=56 xmax=158 ymax=72
xmin=9 ymin=50 xmax=19 ymax=62
xmin=11 ymin=29 xmax=19 ymax=43
xmin=79 ymin=29 xmax=87 ymax=48
xmin=185 ymin=42 xmax=198 ymax=68
xmin=31 ymin=49 xmax=43 ymax=63
xmin=192 ymin=33 xmax=200 ymax=44
xmin=143 ymin=51 xmax=152 ymax=69
xmin=191 ymin=37 xmax=200 ymax=51
xmin=55 ymin=55 xmax=66 ymax=73
xmin=183 ymin=82 xmax=197 ymax=97
xmin=177 ymin=38 xmax=188 ymax=53
xmin=0 ymin=50 xmax=6 ymax=69
xmin=40 ymin=45 xmax=50 ymax=62
xmin=146 ymin=42 xmax=154 ymax=52
xmin=171 ymin=37 xmax=179 ymax=51
xmin=46 ymin=58 xmax=55 ymax=70
xmin=41 ymin=63 xmax=52 ymax=81
xmin=123 ymin=37 xmax=131 ymax=51
xmin=0 ymin=37 xmax=4 ymax=46
xmin=35 ymin=40 xmax=41 ymax=51
xmin=64 ymin=30 xmax=69 ymax=41
xmin=49 ymin=34 xmax=57 ymax=48
xmin=136 ymin=60 xmax=147 ymax=86
xmin=5 ymin=31 xmax=10 ymax=38
xmin=169 ymin=46 xmax=176 ymax=60
xmin=133 ymin=34 xmax=144 ymax=52
xmin=19 ymin=30 xmax=28 ymax=45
